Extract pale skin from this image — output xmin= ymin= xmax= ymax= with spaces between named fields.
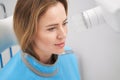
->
xmin=32 ymin=2 xmax=68 ymax=64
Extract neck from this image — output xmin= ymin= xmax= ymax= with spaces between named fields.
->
xmin=32 ymin=46 xmax=52 ymax=64
xmin=38 ymin=54 xmax=52 ymax=64
xmin=35 ymin=49 xmax=52 ymax=64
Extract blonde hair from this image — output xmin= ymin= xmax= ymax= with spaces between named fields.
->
xmin=13 ymin=0 xmax=68 ymax=56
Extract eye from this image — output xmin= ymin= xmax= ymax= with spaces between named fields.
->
xmin=47 ymin=27 xmax=56 ymax=31
xmin=63 ymin=21 xmax=68 ymax=26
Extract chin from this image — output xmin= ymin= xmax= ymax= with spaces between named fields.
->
xmin=54 ymin=48 xmax=64 ymax=54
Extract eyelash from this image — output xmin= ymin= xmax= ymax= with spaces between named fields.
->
xmin=47 ymin=21 xmax=68 ymax=31
xmin=47 ymin=27 xmax=56 ymax=31
xmin=63 ymin=22 xmax=68 ymax=26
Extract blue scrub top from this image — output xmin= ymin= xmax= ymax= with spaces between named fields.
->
xmin=0 ymin=47 xmax=80 ymax=80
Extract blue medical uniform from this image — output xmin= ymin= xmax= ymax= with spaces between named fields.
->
xmin=0 ymin=47 xmax=80 ymax=80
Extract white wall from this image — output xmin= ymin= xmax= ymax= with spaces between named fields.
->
xmin=67 ymin=0 xmax=120 ymax=80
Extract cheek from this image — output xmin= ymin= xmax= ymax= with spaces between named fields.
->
xmin=65 ymin=27 xmax=68 ymax=34
xmin=35 ymin=33 xmax=56 ymax=46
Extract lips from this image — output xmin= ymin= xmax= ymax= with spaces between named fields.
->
xmin=55 ymin=42 xmax=65 ymax=48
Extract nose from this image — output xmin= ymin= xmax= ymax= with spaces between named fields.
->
xmin=57 ymin=26 xmax=67 ymax=40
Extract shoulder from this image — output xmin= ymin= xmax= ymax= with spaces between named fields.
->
xmin=0 ymin=50 xmax=23 ymax=79
xmin=60 ymin=46 xmax=77 ymax=62
xmin=62 ymin=46 xmax=74 ymax=54
xmin=1 ymin=50 xmax=22 ymax=69
xmin=58 ymin=46 xmax=80 ymax=79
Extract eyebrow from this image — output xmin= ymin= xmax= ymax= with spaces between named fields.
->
xmin=46 ymin=18 xmax=68 ymax=27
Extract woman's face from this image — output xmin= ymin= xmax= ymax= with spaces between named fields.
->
xmin=33 ymin=2 xmax=67 ymax=55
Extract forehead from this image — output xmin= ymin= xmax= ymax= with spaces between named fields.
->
xmin=38 ymin=2 xmax=67 ymax=27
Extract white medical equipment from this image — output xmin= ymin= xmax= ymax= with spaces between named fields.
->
xmin=71 ymin=0 xmax=120 ymax=32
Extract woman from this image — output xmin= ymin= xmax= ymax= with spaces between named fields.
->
xmin=0 ymin=0 xmax=80 ymax=80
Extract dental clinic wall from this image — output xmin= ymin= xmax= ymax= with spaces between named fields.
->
xmin=67 ymin=0 xmax=120 ymax=80
xmin=0 ymin=0 xmax=120 ymax=80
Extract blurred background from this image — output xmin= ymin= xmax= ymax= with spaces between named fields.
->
xmin=0 ymin=0 xmax=120 ymax=80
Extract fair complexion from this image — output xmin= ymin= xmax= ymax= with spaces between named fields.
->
xmin=33 ymin=2 xmax=68 ymax=64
